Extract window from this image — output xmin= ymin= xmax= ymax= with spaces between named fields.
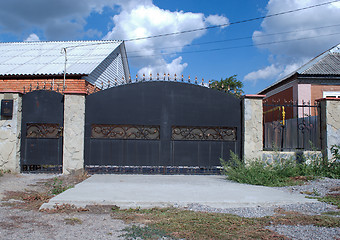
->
xmin=323 ymin=91 xmax=340 ymax=98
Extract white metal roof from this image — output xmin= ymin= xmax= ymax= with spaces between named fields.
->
xmin=0 ymin=40 xmax=123 ymax=76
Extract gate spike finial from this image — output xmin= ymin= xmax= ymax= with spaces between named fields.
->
xmin=122 ymin=76 xmax=125 ymax=84
xmin=36 ymin=81 xmax=39 ymax=90
xmin=163 ymin=73 xmax=166 ymax=81
xmin=101 ymin=82 xmax=104 ymax=89
xmin=108 ymin=80 xmax=111 ymax=88
xmin=150 ymin=73 xmax=152 ymax=81
xmin=43 ymin=81 xmax=46 ymax=90
xmin=174 ymin=73 xmax=177 ymax=82
xmin=135 ymin=74 xmax=138 ymax=82
xmin=129 ymin=75 xmax=131 ymax=83
xmin=188 ymin=75 xmax=190 ymax=83
xmin=30 ymin=84 xmax=32 ymax=92
xmin=208 ymin=80 xmax=211 ymax=86
xmin=195 ymin=76 xmax=197 ymax=84
xmin=201 ymin=78 xmax=204 ymax=86
xmin=143 ymin=73 xmax=145 ymax=81
xmin=157 ymin=73 xmax=159 ymax=80
xmin=167 ymin=73 xmax=170 ymax=81
xmin=115 ymin=78 xmax=117 ymax=86
xmin=181 ymin=74 xmax=184 ymax=82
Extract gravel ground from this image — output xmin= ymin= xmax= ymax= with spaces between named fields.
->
xmin=0 ymin=174 xmax=128 ymax=240
xmin=0 ymin=174 xmax=339 ymax=239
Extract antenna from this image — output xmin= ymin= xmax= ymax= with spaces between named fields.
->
xmin=61 ymin=47 xmax=67 ymax=90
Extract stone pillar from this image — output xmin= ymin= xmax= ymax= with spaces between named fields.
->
xmin=63 ymin=92 xmax=86 ymax=174
xmin=0 ymin=92 xmax=22 ymax=173
xmin=319 ymin=98 xmax=340 ymax=160
xmin=242 ymin=95 xmax=265 ymax=163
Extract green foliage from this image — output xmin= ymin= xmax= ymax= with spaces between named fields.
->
xmin=309 ymin=194 xmax=340 ymax=209
xmin=209 ymin=75 xmax=244 ymax=97
xmin=120 ymin=225 xmax=173 ymax=240
xmin=50 ymin=177 xmax=72 ymax=195
xmin=220 ymin=150 xmax=340 ymax=187
xmin=331 ymin=144 xmax=340 ymax=161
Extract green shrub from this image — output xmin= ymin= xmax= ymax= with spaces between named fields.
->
xmin=220 ymin=149 xmax=340 ymax=187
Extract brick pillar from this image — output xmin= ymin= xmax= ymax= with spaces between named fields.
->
xmin=242 ymin=95 xmax=265 ymax=163
xmin=63 ymin=91 xmax=86 ymax=174
xmin=318 ymin=98 xmax=340 ymax=160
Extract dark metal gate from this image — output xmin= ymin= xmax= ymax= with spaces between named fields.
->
xmin=21 ymin=90 xmax=64 ymax=172
xmin=85 ymin=81 xmax=241 ymax=174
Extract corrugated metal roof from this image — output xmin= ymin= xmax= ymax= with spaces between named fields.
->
xmin=258 ymin=43 xmax=340 ymax=94
xmin=0 ymin=40 xmax=122 ymax=76
xmin=300 ymin=53 xmax=340 ymax=75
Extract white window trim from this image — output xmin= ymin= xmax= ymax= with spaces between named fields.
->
xmin=323 ymin=91 xmax=340 ymax=98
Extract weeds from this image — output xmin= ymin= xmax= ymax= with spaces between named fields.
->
xmin=221 ymin=148 xmax=340 ymax=187
xmin=308 ymin=193 xmax=340 ymax=209
xmin=49 ymin=177 xmax=72 ymax=195
xmin=112 ymin=207 xmax=339 ymax=240
xmin=121 ymin=225 xmax=173 ymax=240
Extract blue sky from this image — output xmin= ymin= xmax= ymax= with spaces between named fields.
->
xmin=0 ymin=0 xmax=339 ymax=94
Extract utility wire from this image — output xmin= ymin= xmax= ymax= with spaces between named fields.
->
xmin=63 ymin=0 xmax=340 ymax=50
xmin=126 ymin=24 xmax=340 ymax=54
xmin=125 ymin=0 xmax=340 ymax=42
xmin=126 ymin=32 xmax=340 ymax=58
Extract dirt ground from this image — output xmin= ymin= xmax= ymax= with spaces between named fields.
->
xmin=0 ymin=173 xmax=128 ymax=240
xmin=0 ymin=173 xmax=339 ymax=240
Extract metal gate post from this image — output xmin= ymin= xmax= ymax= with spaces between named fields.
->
xmin=242 ymin=95 xmax=265 ymax=163
xmin=63 ymin=91 xmax=86 ymax=174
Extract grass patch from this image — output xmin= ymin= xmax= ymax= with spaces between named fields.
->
xmin=220 ymin=150 xmax=340 ymax=187
xmin=308 ymin=193 xmax=340 ymax=209
xmin=121 ymin=225 xmax=174 ymax=240
xmin=112 ymin=207 xmax=339 ymax=240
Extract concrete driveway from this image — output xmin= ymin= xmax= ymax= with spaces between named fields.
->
xmin=40 ymin=175 xmax=316 ymax=210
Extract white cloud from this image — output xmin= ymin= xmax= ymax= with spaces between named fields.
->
xmin=104 ymin=3 xmax=229 ymax=75
xmin=0 ymin=0 xmax=229 ymax=75
xmin=137 ymin=57 xmax=188 ymax=76
xmin=205 ymin=15 xmax=229 ymax=28
xmin=24 ymin=33 xmax=40 ymax=42
xmin=0 ymin=0 xmax=120 ymax=40
xmin=246 ymin=0 xmax=340 ymax=83
xmin=244 ymin=64 xmax=281 ymax=83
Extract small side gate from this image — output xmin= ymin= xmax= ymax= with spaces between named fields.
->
xmin=85 ymin=81 xmax=241 ymax=173
xmin=21 ymin=90 xmax=64 ymax=172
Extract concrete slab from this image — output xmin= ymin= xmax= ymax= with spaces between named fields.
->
xmin=40 ymin=175 xmax=317 ymax=210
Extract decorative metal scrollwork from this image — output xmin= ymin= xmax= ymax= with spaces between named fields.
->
xmin=91 ymin=124 xmax=160 ymax=140
xmin=172 ymin=126 xmax=236 ymax=141
xmin=26 ymin=123 xmax=61 ymax=138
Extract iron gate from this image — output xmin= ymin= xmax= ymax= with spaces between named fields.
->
xmin=85 ymin=81 xmax=241 ymax=173
xmin=21 ymin=90 xmax=64 ymax=172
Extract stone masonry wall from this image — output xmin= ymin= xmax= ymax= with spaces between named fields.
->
xmin=320 ymin=99 xmax=340 ymax=159
xmin=62 ymin=94 xmax=85 ymax=174
xmin=0 ymin=93 xmax=21 ymax=172
xmin=242 ymin=95 xmax=264 ymax=163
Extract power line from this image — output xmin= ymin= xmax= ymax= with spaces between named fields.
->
xmin=126 ymin=32 xmax=340 ymax=58
xmin=126 ymin=24 xmax=340 ymax=54
xmin=63 ymin=0 xmax=340 ymax=50
xmin=124 ymin=0 xmax=340 ymax=42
